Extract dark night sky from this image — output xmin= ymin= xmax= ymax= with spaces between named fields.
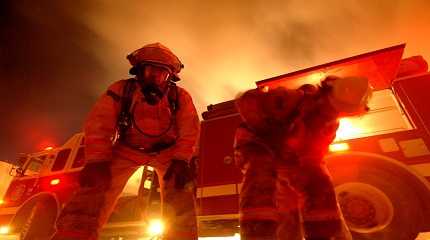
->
xmin=0 ymin=1 xmax=110 ymax=160
xmin=1 ymin=0 xmax=430 ymax=162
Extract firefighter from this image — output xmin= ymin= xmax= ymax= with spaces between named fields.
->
xmin=234 ymin=76 xmax=371 ymax=240
xmin=50 ymin=43 xmax=200 ymax=240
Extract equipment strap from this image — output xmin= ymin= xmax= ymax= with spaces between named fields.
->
xmin=116 ymin=79 xmax=179 ymax=140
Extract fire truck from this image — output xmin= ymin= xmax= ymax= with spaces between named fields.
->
xmin=0 ymin=133 xmax=166 ymax=240
xmin=0 ymin=44 xmax=430 ymax=240
xmin=197 ymin=44 xmax=430 ymax=240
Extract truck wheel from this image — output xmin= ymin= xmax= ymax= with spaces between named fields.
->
xmin=19 ymin=201 xmax=56 ymax=240
xmin=327 ymin=155 xmax=426 ymax=240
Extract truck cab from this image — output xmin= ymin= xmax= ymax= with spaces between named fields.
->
xmin=0 ymin=134 xmax=162 ymax=240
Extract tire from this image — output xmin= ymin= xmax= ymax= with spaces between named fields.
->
xmin=327 ymin=154 xmax=426 ymax=240
xmin=20 ymin=201 xmax=57 ymax=240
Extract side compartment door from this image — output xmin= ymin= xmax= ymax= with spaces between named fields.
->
xmin=198 ymin=113 xmax=243 ymax=217
xmin=199 ymin=113 xmax=243 ymax=186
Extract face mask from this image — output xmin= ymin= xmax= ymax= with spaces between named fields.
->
xmin=136 ymin=64 xmax=170 ymax=105
xmin=141 ymin=82 xmax=165 ymax=105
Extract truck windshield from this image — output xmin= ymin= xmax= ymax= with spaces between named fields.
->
xmin=24 ymin=158 xmax=43 ymax=175
xmin=334 ymin=89 xmax=413 ymax=141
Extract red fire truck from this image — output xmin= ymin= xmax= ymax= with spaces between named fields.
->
xmin=0 ymin=133 xmax=164 ymax=240
xmin=197 ymin=44 xmax=430 ymax=240
xmin=0 ymin=44 xmax=429 ymax=240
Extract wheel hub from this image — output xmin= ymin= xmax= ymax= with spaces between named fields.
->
xmin=335 ymin=182 xmax=394 ymax=233
xmin=338 ymin=193 xmax=377 ymax=227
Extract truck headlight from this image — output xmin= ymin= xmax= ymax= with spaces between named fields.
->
xmin=147 ymin=219 xmax=164 ymax=236
xmin=0 ymin=226 xmax=10 ymax=234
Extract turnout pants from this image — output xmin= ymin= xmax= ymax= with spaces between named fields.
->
xmin=235 ymin=142 xmax=351 ymax=240
xmin=50 ymin=146 xmax=197 ymax=240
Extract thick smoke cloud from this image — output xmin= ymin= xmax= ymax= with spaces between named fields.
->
xmin=1 ymin=0 xmax=430 ymax=160
xmin=79 ymin=0 xmax=430 ymax=108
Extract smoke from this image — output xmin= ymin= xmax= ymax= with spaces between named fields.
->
xmin=77 ymin=0 xmax=430 ymax=111
xmin=1 ymin=0 xmax=430 ymax=159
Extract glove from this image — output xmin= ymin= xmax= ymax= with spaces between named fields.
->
xmin=163 ymin=159 xmax=194 ymax=190
xmin=79 ymin=161 xmax=112 ymax=189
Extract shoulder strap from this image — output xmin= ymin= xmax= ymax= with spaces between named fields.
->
xmin=117 ymin=78 xmax=137 ymax=140
xmin=167 ymin=81 xmax=179 ymax=114
xmin=121 ymin=79 xmax=137 ymax=113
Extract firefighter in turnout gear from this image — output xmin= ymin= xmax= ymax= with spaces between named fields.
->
xmin=234 ymin=76 xmax=371 ymax=240
xmin=50 ymin=43 xmax=200 ymax=240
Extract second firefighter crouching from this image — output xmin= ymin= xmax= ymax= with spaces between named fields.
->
xmin=234 ymin=76 xmax=372 ymax=240
xmin=50 ymin=43 xmax=200 ymax=240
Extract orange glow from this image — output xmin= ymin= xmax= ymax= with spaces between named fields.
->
xmin=44 ymin=146 xmax=54 ymax=151
xmin=0 ymin=226 xmax=10 ymax=234
xmin=50 ymin=179 xmax=60 ymax=185
xmin=329 ymin=143 xmax=350 ymax=152
xmin=0 ymin=199 xmax=4 ymax=205
xmin=335 ymin=118 xmax=362 ymax=141
xmin=307 ymin=72 xmax=326 ymax=83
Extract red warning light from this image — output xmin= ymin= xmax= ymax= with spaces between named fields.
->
xmin=50 ymin=179 xmax=60 ymax=186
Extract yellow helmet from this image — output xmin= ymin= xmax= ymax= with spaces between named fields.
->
xmin=326 ymin=76 xmax=372 ymax=115
xmin=127 ymin=42 xmax=184 ymax=81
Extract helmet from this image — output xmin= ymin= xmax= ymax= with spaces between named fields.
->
xmin=298 ymin=83 xmax=318 ymax=95
xmin=127 ymin=42 xmax=184 ymax=81
xmin=235 ymin=89 xmax=266 ymax=130
xmin=326 ymin=76 xmax=372 ymax=115
xmin=235 ymin=87 xmax=302 ymax=133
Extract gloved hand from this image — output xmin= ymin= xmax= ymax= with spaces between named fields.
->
xmin=163 ymin=159 xmax=194 ymax=190
xmin=79 ymin=161 xmax=112 ymax=189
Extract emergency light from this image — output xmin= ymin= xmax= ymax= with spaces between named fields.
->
xmin=0 ymin=226 xmax=10 ymax=234
xmin=147 ymin=219 xmax=164 ymax=236
xmin=50 ymin=178 xmax=60 ymax=186
xmin=329 ymin=143 xmax=350 ymax=152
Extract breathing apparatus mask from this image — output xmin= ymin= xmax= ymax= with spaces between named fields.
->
xmin=135 ymin=64 xmax=172 ymax=105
